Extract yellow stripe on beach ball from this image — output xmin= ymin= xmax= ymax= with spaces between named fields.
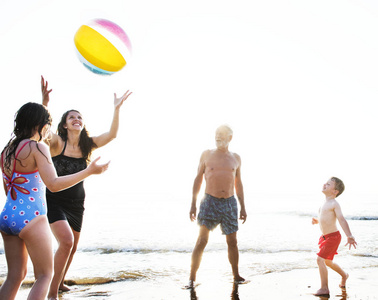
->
xmin=74 ymin=25 xmax=126 ymax=72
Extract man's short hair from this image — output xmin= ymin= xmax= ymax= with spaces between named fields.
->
xmin=331 ymin=177 xmax=345 ymax=197
xmin=217 ymin=124 xmax=233 ymax=136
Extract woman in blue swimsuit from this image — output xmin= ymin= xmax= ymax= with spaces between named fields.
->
xmin=0 ymin=102 xmax=109 ymax=300
xmin=41 ymin=77 xmax=132 ymax=299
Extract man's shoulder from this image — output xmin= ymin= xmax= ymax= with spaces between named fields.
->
xmin=202 ymin=149 xmax=215 ymax=156
xmin=230 ymin=151 xmax=241 ymax=163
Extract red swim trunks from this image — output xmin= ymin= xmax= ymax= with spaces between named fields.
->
xmin=317 ymin=231 xmax=341 ymax=260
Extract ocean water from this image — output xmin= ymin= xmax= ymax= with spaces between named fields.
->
xmin=1 ymin=189 xmax=377 ymax=297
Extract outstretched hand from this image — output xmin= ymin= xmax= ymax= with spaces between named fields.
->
xmin=87 ymin=157 xmax=110 ymax=175
xmin=114 ymin=90 xmax=132 ymax=109
xmin=41 ymin=76 xmax=52 ymax=106
xmin=345 ymin=236 xmax=357 ymax=250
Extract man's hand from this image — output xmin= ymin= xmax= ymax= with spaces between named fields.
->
xmin=189 ymin=205 xmax=197 ymax=222
xmin=312 ymin=217 xmax=319 ymax=225
xmin=239 ymin=208 xmax=247 ymax=224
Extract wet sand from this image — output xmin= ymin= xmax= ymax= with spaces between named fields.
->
xmin=14 ymin=267 xmax=378 ymax=299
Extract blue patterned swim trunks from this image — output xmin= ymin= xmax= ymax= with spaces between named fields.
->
xmin=197 ymin=194 xmax=238 ymax=235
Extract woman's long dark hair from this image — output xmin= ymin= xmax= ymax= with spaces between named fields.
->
xmin=2 ymin=102 xmax=52 ymax=172
xmin=57 ymin=110 xmax=96 ymax=163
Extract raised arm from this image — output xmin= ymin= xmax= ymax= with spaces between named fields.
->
xmin=41 ymin=76 xmax=52 ymax=107
xmin=34 ymin=142 xmax=109 ymax=192
xmin=334 ymin=202 xmax=357 ymax=249
xmin=189 ymin=151 xmax=207 ymax=221
xmin=40 ymin=76 xmax=61 ymax=149
xmin=92 ymin=90 xmax=132 ymax=148
xmin=235 ymin=154 xmax=247 ymax=223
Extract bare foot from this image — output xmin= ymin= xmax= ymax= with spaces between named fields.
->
xmin=48 ymin=296 xmax=58 ymax=300
xmin=59 ymin=284 xmax=71 ymax=292
xmin=234 ymin=276 xmax=245 ymax=284
xmin=339 ymin=273 xmax=349 ymax=289
xmin=314 ymin=288 xmax=330 ymax=297
xmin=184 ymin=280 xmax=195 ymax=289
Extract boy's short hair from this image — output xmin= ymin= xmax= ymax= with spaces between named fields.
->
xmin=331 ymin=177 xmax=345 ymax=197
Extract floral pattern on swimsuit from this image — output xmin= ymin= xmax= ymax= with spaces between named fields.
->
xmin=0 ymin=171 xmax=47 ymax=235
xmin=0 ymin=141 xmax=47 ymax=235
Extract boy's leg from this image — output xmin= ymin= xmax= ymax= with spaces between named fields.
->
xmin=325 ymin=260 xmax=349 ymax=288
xmin=315 ymin=256 xmax=330 ymax=296
xmin=190 ymin=225 xmax=210 ymax=282
xmin=226 ymin=232 xmax=244 ymax=282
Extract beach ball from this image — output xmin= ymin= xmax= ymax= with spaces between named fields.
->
xmin=74 ymin=19 xmax=132 ymax=75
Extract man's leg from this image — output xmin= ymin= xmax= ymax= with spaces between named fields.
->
xmin=226 ymin=232 xmax=244 ymax=282
xmin=190 ymin=225 xmax=210 ymax=282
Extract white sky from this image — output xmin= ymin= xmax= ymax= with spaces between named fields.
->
xmin=1 ymin=0 xmax=378 ymax=200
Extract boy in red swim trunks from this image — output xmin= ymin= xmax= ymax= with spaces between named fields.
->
xmin=312 ymin=177 xmax=357 ymax=297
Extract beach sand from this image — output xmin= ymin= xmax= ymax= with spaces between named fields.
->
xmin=14 ymin=267 xmax=377 ymax=299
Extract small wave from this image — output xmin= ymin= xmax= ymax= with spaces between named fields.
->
xmin=80 ymin=246 xmax=315 ymax=256
xmin=352 ymin=253 xmax=378 ymax=259
xmin=0 ymin=271 xmax=149 ymax=287
xmin=349 ymin=216 xmax=378 ymax=221
xmin=81 ymin=247 xmax=191 ymax=255
xmin=240 ymin=248 xmax=313 ymax=254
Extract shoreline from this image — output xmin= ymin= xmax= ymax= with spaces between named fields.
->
xmin=13 ymin=267 xmax=378 ymax=299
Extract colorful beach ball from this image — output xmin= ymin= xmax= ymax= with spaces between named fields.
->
xmin=74 ymin=19 xmax=132 ymax=75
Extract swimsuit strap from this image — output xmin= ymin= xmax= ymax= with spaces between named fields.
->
xmin=60 ymin=141 xmax=68 ymax=156
xmin=15 ymin=141 xmax=31 ymax=159
xmin=11 ymin=140 xmax=33 ymax=178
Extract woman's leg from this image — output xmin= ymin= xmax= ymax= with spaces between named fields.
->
xmin=0 ymin=233 xmax=28 ymax=300
xmin=59 ymin=229 xmax=81 ymax=290
xmin=20 ymin=216 xmax=53 ymax=300
xmin=47 ymin=220 xmax=74 ymax=299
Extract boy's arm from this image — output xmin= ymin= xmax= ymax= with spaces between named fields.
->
xmin=312 ymin=207 xmax=320 ymax=224
xmin=334 ymin=202 xmax=357 ymax=249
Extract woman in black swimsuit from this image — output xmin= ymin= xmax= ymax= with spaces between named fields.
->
xmin=41 ymin=76 xmax=132 ymax=300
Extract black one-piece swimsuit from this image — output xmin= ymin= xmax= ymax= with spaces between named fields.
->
xmin=46 ymin=142 xmax=87 ymax=232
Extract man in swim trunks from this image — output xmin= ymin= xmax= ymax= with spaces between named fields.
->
xmin=188 ymin=125 xmax=247 ymax=287
xmin=312 ymin=177 xmax=357 ymax=296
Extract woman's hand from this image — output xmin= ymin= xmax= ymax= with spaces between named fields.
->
xmin=87 ymin=157 xmax=110 ymax=175
xmin=41 ymin=76 xmax=52 ymax=107
xmin=114 ymin=90 xmax=132 ymax=110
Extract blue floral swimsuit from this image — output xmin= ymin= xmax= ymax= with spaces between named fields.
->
xmin=0 ymin=141 xmax=47 ymax=235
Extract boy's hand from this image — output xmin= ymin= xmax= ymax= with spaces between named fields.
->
xmin=345 ymin=236 xmax=357 ymax=250
xmin=312 ymin=217 xmax=319 ymax=225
